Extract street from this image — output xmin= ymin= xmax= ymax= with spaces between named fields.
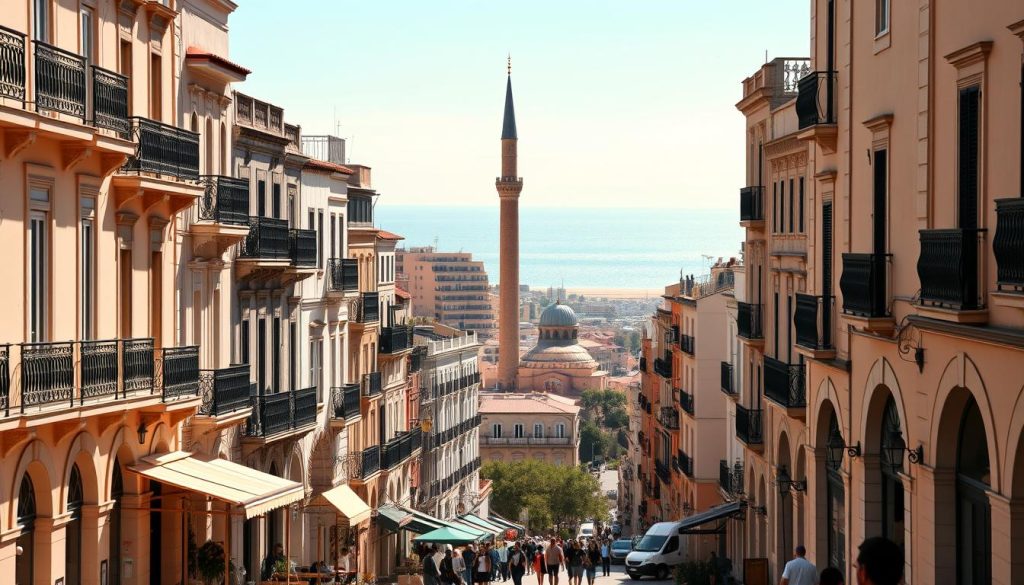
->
xmin=517 ymin=563 xmax=672 ymax=585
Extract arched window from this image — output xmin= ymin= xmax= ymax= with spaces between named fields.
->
xmin=110 ymin=459 xmax=123 ymax=585
xmin=957 ymin=398 xmax=991 ymax=585
xmin=190 ymin=111 xmax=198 ymax=133
xmin=879 ymin=397 xmax=905 ymax=552
xmin=826 ymin=413 xmax=846 ymax=579
xmin=205 ymin=117 xmax=214 ymax=174
xmin=220 ymin=121 xmax=228 ymax=175
xmin=16 ymin=475 xmax=36 ymax=585
xmin=66 ymin=464 xmax=84 ymax=585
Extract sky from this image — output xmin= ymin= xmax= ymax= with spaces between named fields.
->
xmin=230 ymin=1 xmax=810 ymax=209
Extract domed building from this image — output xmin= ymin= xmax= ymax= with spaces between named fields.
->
xmin=517 ymin=302 xmax=608 ymax=396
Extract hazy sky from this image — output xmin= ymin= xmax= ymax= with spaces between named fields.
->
xmin=230 ymin=1 xmax=810 ymax=209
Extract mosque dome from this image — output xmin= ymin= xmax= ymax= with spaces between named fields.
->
xmin=539 ymin=303 xmax=578 ymax=327
xmin=521 ymin=343 xmax=598 ymax=367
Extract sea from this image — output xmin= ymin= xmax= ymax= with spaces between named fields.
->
xmin=377 ymin=205 xmax=744 ymax=293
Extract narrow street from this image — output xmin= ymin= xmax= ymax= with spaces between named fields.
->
xmin=517 ymin=562 xmax=672 ymax=585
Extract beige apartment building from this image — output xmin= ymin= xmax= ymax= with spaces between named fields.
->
xmin=478 ymin=392 xmax=581 ymax=466
xmin=725 ymin=2 xmax=1024 ymax=585
xmin=397 ymin=247 xmax=496 ymax=339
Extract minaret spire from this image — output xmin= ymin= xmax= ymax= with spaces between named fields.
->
xmin=496 ymin=58 xmax=523 ymax=391
xmin=501 ymin=59 xmax=517 ymax=141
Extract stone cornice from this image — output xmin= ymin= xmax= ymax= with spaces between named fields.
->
xmin=1008 ymin=18 xmax=1024 ymax=40
xmin=944 ymin=41 xmax=992 ymax=70
xmin=862 ymin=113 xmax=894 ymax=132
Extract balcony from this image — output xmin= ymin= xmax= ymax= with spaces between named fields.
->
xmin=658 ymin=406 xmax=679 ymax=430
xmin=157 ymin=346 xmax=200 ymax=403
xmin=195 ymin=175 xmax=250 ymax=228
xmin=196 ymin=365 xmax=252 ymax=424
xmin=678 ymin=450 xmax=694 ymax=478
xmin=91 ymin=65 xmax=130 ymax=137
xmin=794 ymin=294 xmax=834 ymax=356
xmin=122 ymin=117 xmax=200 ymax=181
xmin=382 ymin=430 xmax=421 ymax=470
xmin=34 ymin=39 xmax=84 ymax=118
xmin=994 ymin=198 xmax=1024 ymax=297
xmin=479 ymin=436 xmax=570 ymax=446
xmin=362 ymin=372 xmax=382 ymax=398
xmin=737 ymin=302 xmax=763 ymax=342
xmin=239 ymin=216 xmax=290 ymax=261
xmin=720 ymin=362 xmax=736 ymax=398
xmin=840 ymin=253 xmax=892 ymax=321
xmin=796 ymin=70 xmax=837 ymax=151
xmin=917 ymin=228 xmax=985 ymax=314
xmin=345 ymin=445 xmax=382 ymax=481
xmin=330 ymin=383 xmax=361 ymax=426
xmin=655 ymin=459 xmax=671 ymax=485
xmin=289 ymin=228 xmax=317 ymax=267
xmin=244 ymin=386 xmax=318 ymax=441
xmin=720 ymin=460 xmax=743 ymax=498
xmin=764 ymin=356 xmax=806 ymax=416
xmin=327 ymin=258 xmax=359 ymax=294
xmin=379 ymin=326 xmax=414 ymax=354
xmin=653 ymin=358 xmax=672 ymax=379
xmin=356 ymin=291 xmax=380 ymax=323
xmin=736 ymin=405 xmax=764 ymax=448
xmin=680 ymin=334 xmax=695 ymax=356
xmin=740 ymin=186 xmax=765 ymax=224
xmin=678 ymin=390 xmax=694 ymax=416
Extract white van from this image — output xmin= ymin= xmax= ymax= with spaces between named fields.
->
xmin=624 ymin=522 xmax=684 ymax=580
xmin=577 ymin=522 xmax=595 ymax=540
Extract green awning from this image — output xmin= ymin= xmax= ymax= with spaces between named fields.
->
xmin=413 ymin=525 xmax=483 ymax=544
xmin=377 ymin=504 xmax=412 ymax=533
xmin=487 ymin=514 xmax=524 ymax=535
xmin=447 ymin=519 xmax=491 ymax=541
xmin=458 ymin=513 xmax=504 ymax=535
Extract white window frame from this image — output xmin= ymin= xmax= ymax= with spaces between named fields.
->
xmin=514 ymin=423 xmax=524 ymax=439
xmin=34 ymin=0 xmax=49 ymax=42
xmin=492 ymin=423 xmax=502 ymax=439
xmin=534 ymin=423 xmax=544 ymax=438
xmin=79 ymin=4 xmax=95 ymax=61
xmin=555 ymin=423 xmax=566 ymax=439
xmin=875 ymin=0 xmax=890 ymax=36
xmin=80 ymin=193 xmax=97 ymax=340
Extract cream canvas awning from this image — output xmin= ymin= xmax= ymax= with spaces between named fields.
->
xmin=321 ymin=484 xmax=371 ymax=525
xmin=130 ymin=451 xmax=304 ymax=519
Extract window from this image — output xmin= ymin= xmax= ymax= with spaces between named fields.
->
xmin=79 ymin=6 xmax=94 ymax=61
xmin=555 ymin=423 xmax=566 ymax=439
xmin=119 ymin=39 xmax=132 ymax=114
xmin=80 ymin=198 xmax=96 ymax=339
xmin=66 ymin=465 xmax=84 ymax=585
xmin=492 ymin=424 xmax=502 ymax=438
xmin=33 ymin=0 xmax=48 ymax=41
xmin=799 ymin=177 xmax=805 ymax=232
xmin=149 ymin=52 xmax=161 ymax=120
xmin=257 ymin=177 xmax=267 ymax=217
xmin=958 ymin=86 xmax=980 ymax=231
xmin=514 ymin=424 xmax=524 ymax=438
xmin=28 ymin=192 xmax=49 ymax=342
xmin=788 ymin=178 xmax=795 ymax=232
xmin=330 ymin=215 xmax=336 ymax=260
xmin=876 ymin=0 xmax=890 ymax=36
xmin=272 ymin=180 xmax=281 ymax=219
xmin=318 ymin=210 xmax=324 ymax=267
xmin=534 ymin=423 xmax=543 ymax=438
xmin=240 ymin=320 xmax=250 ymax=364
xmin=15 ymin=475 xmax=36 ymax=585
xmin=272 ymin=317 xmax=280 ymax=392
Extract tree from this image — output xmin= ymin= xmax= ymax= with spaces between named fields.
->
xmin=605 ymin=406 xmax=628 ymax=429
xmin=580 ymin=390 xmax=627 ymax=427
xmin=628 ymin=331 xmax=641 ymax=354
xmin=481 ymin=460 xmax=606 ymax=534
xmin=579 ymin=420 xmax=611 ymax=462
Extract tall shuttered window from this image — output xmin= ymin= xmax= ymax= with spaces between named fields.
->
xmin=799 ymin=177 xmax=805 ymax=232
xmin=80 ymin=198 xmax=96 ymax=339
xmin=959 ymin=86 xmax=980 ymax=230
xmin=28 ymin=188 xmax=49 ymax=342
xmin=789 ymin=178 xmax=795 ymax=233
xmin=874 ymin=149 xmax=888 ymax=255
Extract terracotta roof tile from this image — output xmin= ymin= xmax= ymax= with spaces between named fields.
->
xmin=376 ymin=230 xmax=405 ymax=241
xmin=185 ymin=47 xmax=251 ymax=76
xmin=304 ymin=158 xmax=354 ymax=175
xmin=395 ymin=287 xmax=411 ymax=300
xmin=478 ymin=392 xmax=581 ymax=415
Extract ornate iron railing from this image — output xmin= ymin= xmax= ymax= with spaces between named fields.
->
xmin=362 ymin=371 xmax=382 ymax=397
xmin=994 ymin=198 xmax=1024 ymax=292
xmin=20 ymin=341 xmax=74 ymax=410
xmin=33 ymin=40 xmax=85 ymax=118
xmin=289 ymin=228 xmax=317 ymax=267
xmin=91 ymin=65 xmax=128 ymax=137
xmin=198 ymin=365 xmax=252 ymax=416
xmin=359 ymin=291 xmax=380 ymax=322
xmin=720 ymin=361 xmax=735 ymax=396
xmin=678 ymin=450 xmax=694 ymax=478
xmin=240 ymin=216 xmax=289 ymax=259
xmin=720 ymin=460 xmax=744 ymax=498
xmin=122 ymin=117 xmax=200 ymax=181
xmin=159 ymin=346 xmax=200 ymax=400
xmin=841 ymin=253 xmax=891 ymax=317
xmin=736 ymin=405 xmax=764 ymax=445
xmin=679 ymin=389 xmax=695 ymax=415
xmin=293 ymin=386 xmax=317 ymax=428
xmin=653 ymin=358 xmax=672 ymax=379
xmin=918 ymin=228 xmax=984 ymax=310
xmin=197 ymin=176 xmax=249 ymax=226
xmin=247 ymin=391 xmax=291 ymax=437
xmin=80 ymin=340 xmax=118 ymax=401
xmin=796 ymin=70 xmax=837 ymax=129
xmin=794 ymin=293 xmax=833 ymax=350
xmin=0 ymin=345 xmax=8 ymax=415
xmin=740 ymin=186 xmax=765 ymax=222
xmin=0 ymin=26 xmax=26 ymax=102
xmin=380 ymin=326 xmax=413 ymax=354
xmin=659 ymin=406 xmax=680 ymax=430
xmin=680 ymin=334 xmax=695 ymax=355
xmin=764 ymin=356 xmax=806 ymax=409
xmin=121 ymin=338 xmax=154 ymax=394
xmin=327 ymin=258 xmax=359 ymax=292
xmin=331 ymin=383 xmax=361 ymax=420
xmin=737 ymin=302 xmax=763 ymax=340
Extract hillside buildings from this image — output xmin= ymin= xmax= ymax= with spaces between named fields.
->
xmin=396 ymin=247 xmax=496 ymax=338
xmin=478 ymin=392 xmax=581 ymax=467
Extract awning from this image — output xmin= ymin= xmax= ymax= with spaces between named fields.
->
xmin=676 ymin=501 xmax=744 ymax=535
xmin=458 ymin=513 xmax=504 ymax=535
xmin=446 ymin=519 xmax=491 ymax=541
xmin=321 ymin=484 xmax=372 ymax=525
xmin=130 ymin=451 xmax=304 ymax=519
xmin=413 ymin=526 xmax=483 ymax=544
xmin=488 ymin=514 xmax=525 ymax=535
xmin=377 ymin=504 xmax=412 ymax=533
xmin=402 ymin=507 xmax=447 ymax=534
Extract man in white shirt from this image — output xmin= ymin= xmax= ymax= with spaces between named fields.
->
xmin=780 ymin=545 xmax=818 ymax=585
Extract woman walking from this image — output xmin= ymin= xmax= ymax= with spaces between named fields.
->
xmin=584 ymin=541 xmax=600 ymax=585
xmin=509 ymin=542 xmax=527 ymax=585
xmin=533 ymin=545 xmax=547 ymax=585
xmin=599 ymin=540 xmax=610 ymax=577
xmin=475 ymin=543 xmax=493 ymax=585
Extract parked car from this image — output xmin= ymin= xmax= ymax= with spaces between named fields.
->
xmin=611 ymin=538 xmax=633 ymax=564
xmin=606 ymin=489 xmax=618 ymax=499
xmin=577 ymin=521 xmax=596 ymax=540
xmin=625 ymin=522 xmax=685 ymax=580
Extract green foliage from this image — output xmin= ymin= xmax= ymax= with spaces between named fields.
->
xmin=579 ymin=390 xmax=626 ymax=427
xmin=674 ymin=560 xmax=714 ymax=585
xmin=628 ymin=331 xmax=641 ymax=354
xmin=195 ymin=539 xmax=236 ymax=585
xmin=481 ymin=459 xmax=606 ymax=534
xmin=604 ymin=406 xmax=628 ymax=429
xmin=579 ymin=421 xmax=611 ymax=462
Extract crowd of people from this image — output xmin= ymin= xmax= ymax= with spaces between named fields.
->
xmin=420 ymin=536 xmax=616 ymax=585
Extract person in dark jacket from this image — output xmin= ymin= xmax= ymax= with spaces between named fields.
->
xmin=441 ymin=547 xmax=462 ymax=585
xmin=462 ymin=544 xmax=477 ymax=585
xmin=509 ymin=542 xmax=528 ymax=585
xmin=424 ymin=544 xmax=442 ymax=585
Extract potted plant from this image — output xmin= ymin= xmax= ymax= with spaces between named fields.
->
xmin=195 ymin=540 xmax=235 ymax=585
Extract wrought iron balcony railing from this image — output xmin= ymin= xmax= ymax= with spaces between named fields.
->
xmin=120 ymin=338 xmax=154 ymax=394
xmin=122 ymin=117 xmax=200 ymax=181
xmin=362 ymin=371 xmax=382 ymax=397
xmin=740 ymin=186 xmax=765 ymax=222
xmin=34 ymin=40 xmax=85 ymax=118
xmin=720 ymin=460 xmax=744 ymax=498
xmin=382 ymin=429 xmax=421 ymax=469
xmin=653 ymin=358 xmax=672 ymax=379
xmin=794 ymin=293 xmax=833 ymax=350
xmin=737 ymin=302 xmax=763 ymax=340
xmin=289 ymin=228 xmax=317 ymax=267
xmin=994 ymin=198 xmax=1024 ymax=293
xmin=679 ymin=450 xmax=694 ymax=478
xmin=918 ymin=228 xmax=984 ymax=310
xmin=158 ymin=346 xmax=200 ymax=400
xmin=659 ymin=406 xmax=680 ymax=430
xmin=679 ymin=389 xmax=694 ymax=416
xmin=0 ymin=26 xmax=27 ymax=102
xmin=91 ymin=65 xmax=128 ymax=136
xmin=348 ymin=445 xmax=381 ymax=479
xmin=240 ymin=216 xmax=290 ymax=260
xmin=198 ymin=365 xmax=252 ymax=416
xmin=736 ymin=405 xmax=764 ymax=446
xmin=245 ymin=386 xmax=317 ymax=438
xmin=358 ymin=291 xmax=380 ymax=323
xmin=796 ymin=70 xmax=837 ymax=129
xmin=720 ymin=361 xmax=736 ymax=397
xmin=327 ymin=258 xmax=359 ymax=292
xmin=331 ymin=383 xmax=361 ymax=420
xmin=764 ymin=356 xmax=806 ymax=409
xmin=840 ymin=253 xmax=891 ymax=318
xmin=380 ymin=326 xmax=413 ymax=354
xmin=655 ymin=459 xmax=671 ymax=485
xmin=197 ymin=176 xmax=250 ymax=226
xmin=680 ymin=334 xmax=695 ymax=356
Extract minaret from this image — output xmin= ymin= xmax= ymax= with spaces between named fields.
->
xmin=496 ymin=57 xmax=522 ymax=391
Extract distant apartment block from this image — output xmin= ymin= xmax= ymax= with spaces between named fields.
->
xmin=397 ymin=247 xmax=497 ymax=338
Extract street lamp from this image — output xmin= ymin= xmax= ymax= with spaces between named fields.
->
xmin=137 ymin=421 xmax=148 ymax=445
xmin=775 ymin=466 xmax=806 ymax=493
xmin=883 ymin=430 xmax=923 ymax=473
xmin=826 ymin=434 xmax=861 ymax=471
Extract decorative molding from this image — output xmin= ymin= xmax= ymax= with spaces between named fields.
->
xmin=1007 ymin=19 xmax=1024 ymax=40
xmin=862 ymin=113 xmax=894 ymax=132
xmin=3 ymin=129 xmax=37 ymax=159
xmin=943 ymin=41 xmax=992 ymax=70
xmin=61 ymin=144 xmax=93 ymax=171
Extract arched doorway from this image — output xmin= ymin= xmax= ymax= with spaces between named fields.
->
xmin=110 ymin=459 xmax=124 ymax=585
xmin=825 ymin=412 xmax=846 ymax=577
xmin=66 ymin=464 xmax=85 ymax=585
xmin=776 ymin=434 xmax=793 ymax=564
xmin=956 ymin=397 xmax=991 ymax=584
xmin=15 ymin=475 xmax=37 ymax=585
xmin=879 ymin=398 xmax=906 ymax=554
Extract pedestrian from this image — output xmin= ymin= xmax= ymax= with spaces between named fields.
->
xmin=544 ymin=539 xmax=564 ymax=585
xmin=819 ymin=567 xmax=843 ymax=585
xmin=463 ymin=545 xmax=478 ymax=585
xmin=453 ymin=547 xmax=467 ymax=584
xmin=476 ymin=543 xmax=494 ymax=585
xmin=566 ymin=541 xmax=583 ymax=585
xmin=442 ymin=547 xmax=462 ymax=585
xmin=853 ymin=536 xmax=903 ymax=585
xmin=509 ymin=541 xmax=528 ymax=585
xmin=525 ymin=540 xmax=537 ymax=575
xmin=498 ymin=540 xmax=510 ymax=581
xmin=780 ymin=545 xmax=817 ymax=585
xmin=533 ymin=545 xmax=547 ymax=585
xmin=489 ymin=543 xmax=502 ymax=581
xmin=424 ymin=544 xmax=442 ymax=585
xmin=585 ymin=540 xmax=600 ymax=585
xmin=599 ymin=539 xmax=610 ymax=577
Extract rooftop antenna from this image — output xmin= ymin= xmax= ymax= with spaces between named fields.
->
xmin=765 ymin=49 xmax=768 ymax=63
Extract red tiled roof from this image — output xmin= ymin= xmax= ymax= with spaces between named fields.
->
xmin=395 ymin=287 xmax=412 ymax=300
xmin=185 ymin=47 xmax=251 ymax=76
xmin=376 ymin=230 xmax=405 ymax=241
xmin=304 ymin=158 xmax=354 ymax=175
